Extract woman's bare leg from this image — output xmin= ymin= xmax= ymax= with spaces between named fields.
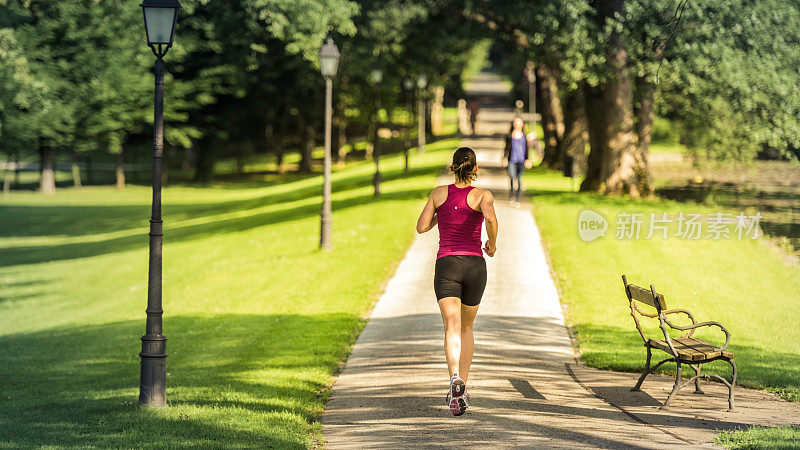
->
xmin=459 ymin=303 xmax=480 ymax=382
xmin=437 ymin=297 xmax=462 ymax=377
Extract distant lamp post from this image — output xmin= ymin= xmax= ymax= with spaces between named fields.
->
xmin=319 ymin=37 xmax=340 ymax=250
xmin=525 ymin=61 xmax=537 ymax=131
xmin=138 ymin=0 xmax=180 ymax=408
xmin=417 ymin=74 xmax=427 ymax=153
xmin=369 ymin=63 xmax=383 ymax=196
xmin=403 ymin=78 xmax=414 ymax=172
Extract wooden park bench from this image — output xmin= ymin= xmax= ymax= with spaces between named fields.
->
xmin=622 ymin=275 xmax=737 ymax=411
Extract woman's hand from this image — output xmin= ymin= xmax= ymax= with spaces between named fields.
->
xmin=524 ymin=159 xmax=533 ymax=169
xmin=483 ymin=240 xmax=496 ymax=257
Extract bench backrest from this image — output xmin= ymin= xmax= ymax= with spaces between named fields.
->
xmin=625 ymin=282 xmax=666 ymax=311
xmin=622 ymin=275 xmax=667 ymax=344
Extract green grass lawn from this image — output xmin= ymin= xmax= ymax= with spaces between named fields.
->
xmin=0 ymin=138 xmax=456 ymax=448
xmin=717 ymin=426 xmax=800 ymax=449
xmin=525 ymin=167 xmax=800 ymax=446
xmin=525 ymin=168 xmax=800 ymax=400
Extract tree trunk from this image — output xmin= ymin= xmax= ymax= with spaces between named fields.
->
xmin=331 ymin=116 xmax=340 ymax=165
xmin=71 ymin=153 xmax=82 ymax=189
xmin=194 ymin=148 xmax=209 ymax=182
xmin=235 ymin=147 xmax=245 ymax=174
xmin=457 ymin=99 xmax=470 ymax=136
xmin=2 ymin=152 xmax=11 ymax=197
xmin=116 ymin=149 xmax=126 ymax=189
xmin=299 ymin=121 xmax=314 ymax=173
xmin=39 ymin=145 xmax=56 ymax=195
xmin=194 ymin=143 xmax=214 ymax=182
xmin=264 ymin=123 xmax=281 ymax=173
xmin=276 ymin=138 xmax=285 ymax=174
xmin=580 ymin=86 xmax=605 ymax=192
xmin=633 ymin=76 xmax=655 ymax=196
xmin=585 ymin=0 xmax=640 ymax=196
xmin=559 ymin=88 xmax=589 ymax=172
xmin=598 ymin=38 xmax=639 ymax=196
xmin=336 ymin=108 xmax=347 ymax=169
xmin=425 ymin=99 xmax=433 ymax=140
xmin=182 ymin=146 xmax=195 ymax=172
xmin=13 ymin=151 xmax=20 ymax=187
xmin=431 ymin=86 xmax=444 ymax=135
xmin=85 ymin=154 xmax=93 ymax=185
xmin=536 ymin=63 xmax=565 ymax=169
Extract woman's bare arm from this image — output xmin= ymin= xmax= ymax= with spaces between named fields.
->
xmin=416 ymin=190 xmax=438 ymax=233
xmin=479 ymin=190 xmax=498 ymax=256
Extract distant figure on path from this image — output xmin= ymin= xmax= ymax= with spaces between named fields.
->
xmin=503 ymin=117 xmax=536 ymax=206
xmin=416 ymin=147 xmax=499 ymax=416
xmin=467 ymin=100 xmax=481 ymax=135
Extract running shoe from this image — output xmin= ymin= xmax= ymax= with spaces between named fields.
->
xmin=448 ymin=390 xmax=470 ymax=406
xmin=448 ymin=375 xmax=467 ymax=416
xmin=449 ymin=374 xmax=465 ymax=398
xmin=449 ymin=392 xmax=468 ymax=416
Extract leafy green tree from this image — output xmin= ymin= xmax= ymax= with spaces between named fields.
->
xmin=0 ymin=27 xmax=47 ymax=194
xmin=650 ymin=0 xmax=800 ymax=162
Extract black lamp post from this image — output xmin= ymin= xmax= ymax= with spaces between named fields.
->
xmin=525 ymin=61 xmax=536 ymax=131
xmin=403 ymin=78 xmax=414 ymax=172
xmin=369 ymin=63 xmax=383 ymax=196
xmin=319 ymin=37 xmax=340 ymax=250
xmin=139 ymin=0 xmax=180 ymax=408
xmin=416 ymin=74 xmax=427 ymax=153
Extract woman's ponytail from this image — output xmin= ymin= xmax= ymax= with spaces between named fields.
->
xmin=448 ymin=147 xmax=477 ymax=184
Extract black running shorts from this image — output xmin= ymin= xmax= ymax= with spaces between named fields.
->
xmin=434 ymin=255 xmax=487 ymax=307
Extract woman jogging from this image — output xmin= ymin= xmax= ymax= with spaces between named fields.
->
xmin=415 ymin=147 xmax=498 ymax=416
xmin=503 ymin=117 xmax=536 ymax=206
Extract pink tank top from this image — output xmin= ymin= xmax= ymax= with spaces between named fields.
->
xmin=436 ymin=184 xmax=484 ymax=259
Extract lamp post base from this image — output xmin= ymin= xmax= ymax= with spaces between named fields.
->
xmin=139 ymin=334 xmax=167 ymax=407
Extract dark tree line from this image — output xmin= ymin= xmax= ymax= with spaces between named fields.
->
xmin=0 ymin=0 xmax=488 ymax=194
xmin=2 ymin=0 xmax=798 ymax=197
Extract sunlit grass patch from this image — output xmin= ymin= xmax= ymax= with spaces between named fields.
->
xmin=525 ymin=166 xmax=800 ymax=404
xmin=0 ymin=138 xmax=458 ymax=448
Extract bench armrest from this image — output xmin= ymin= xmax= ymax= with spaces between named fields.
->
xmin=662 ymin=317 xmax=731 ymax=351
xmin=661 ymin=309 xmax=697 ymax=333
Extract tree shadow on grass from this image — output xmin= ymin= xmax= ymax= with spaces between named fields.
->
xmin=0 ymin=313 xmax=363 ymax=448
xmin=0 ymin=166 xmax=439 ymax=267
xmin=0 ymin=163 xmax=441 ymax=241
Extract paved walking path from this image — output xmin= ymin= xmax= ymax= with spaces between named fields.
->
xmin=322 ymin=73 xmax=800 ymax=449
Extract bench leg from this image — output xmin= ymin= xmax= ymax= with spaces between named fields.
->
xmin=727 ymin=359 xmax=737 ymax=412
xmin=631 ymin=347 xmax=652 ymax=391
xmin=660 ymin=362 xmax=682 ymax=409
xmin=691 ymin=364 xmax=704 ymax=394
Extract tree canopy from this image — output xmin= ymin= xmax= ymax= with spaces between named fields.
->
xmin=1 ymin=0 xmax=798 ymax=194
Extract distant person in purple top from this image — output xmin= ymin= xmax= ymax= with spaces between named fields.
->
xmin=503 ymin=117 xmax=536 ymax=206
xmin=416 ymin=146 xmax=499 ymax=416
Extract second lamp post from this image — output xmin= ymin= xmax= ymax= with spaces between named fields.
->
xmin=525 ymin=61 xmax=536 ymax=131
xmin=417 ymin=74 xmax=427 ymax=153
xmin=403 ymin=78 xmax=414 ymax=172
xmin=370 ymin=63 xmax=383 ymax=197
xmin=319 ymin=37 xmax=339 ymax=250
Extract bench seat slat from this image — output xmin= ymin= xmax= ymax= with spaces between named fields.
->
xmin=647 ymin=337 xmax=734 ymax=361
